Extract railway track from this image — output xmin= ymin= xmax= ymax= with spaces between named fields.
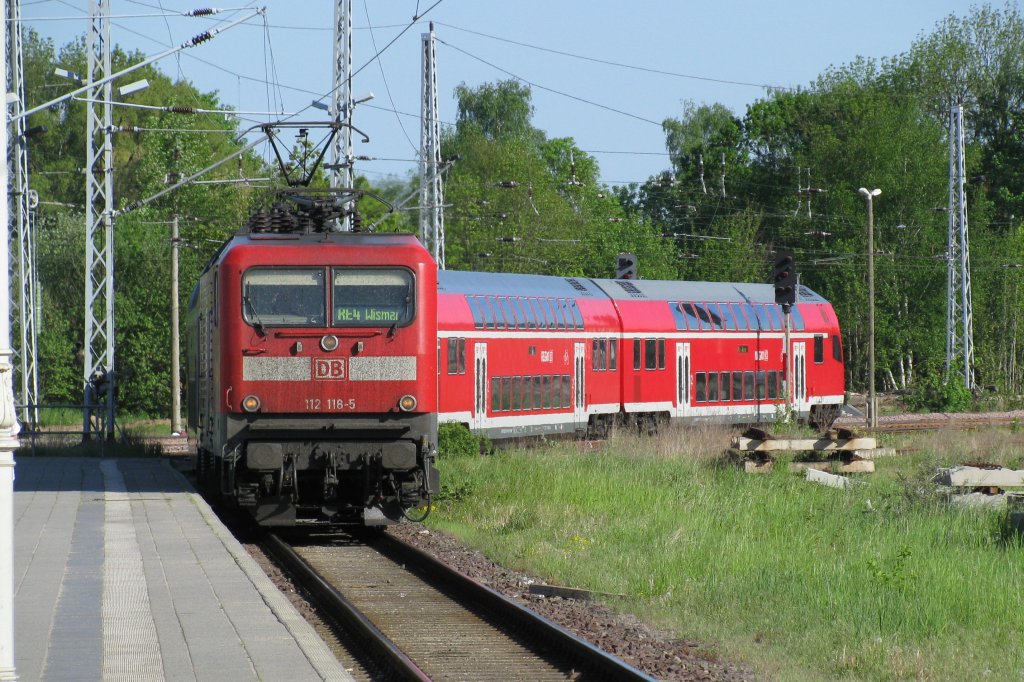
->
xmin=835 ymin=409 xmax=1024 ymax=433
xmin=262 ymin=531 xmax=655 ymax=682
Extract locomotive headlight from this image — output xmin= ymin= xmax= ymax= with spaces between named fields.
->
xmin=398 ymin=394 xmax=417 ymax=412
xmin=320 ymin=334 xmax=339 ymax=352
xmin=241 ymin=394 xmax=261 ymax=413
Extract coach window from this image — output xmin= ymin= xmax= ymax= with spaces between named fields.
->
xmin=768 ymin=371 xmax=779 ymax=400
xmin=720 ymin=303 xmax=736 ymax=331
xmin=744 ymin=371 xmax=755 ymax=400
xmin=480 ymin=297 xmax=497 ymax=329
xmin=244 ymin=268 xmax=326 ymax=327
xmin=644 ymin=339 xmax=657 ymax=370
xmin=554 ymin=299 xmax=568 ymax=330
xmin=522 ymin=298 xmax=538 ymax=329
xmin=511 ymin=377 xmax=522 ymax=410
xmin=833 ymin=335 xmax=843 ymax=362
xmin=570 ymin=300 xmax=584 ymax=330
xmin=532 ymin=376 xmax=542 ymax=409
xmin=731 ymin=303 xmax=749 ymax=331
xmin=466 ymin=296 xmax=485 ymax=329
xmin=767 ymin=304 xmax=783 ymax=331
xmin=814 ymin=335 xmax=825 ymax=364
xmin=332 ymin=268 xmax=414 ymax=328
xmin=791 ymin=306 xmax=805 ymax=331
xmin=756 ymin=370 xmax=767 ymax=400
xmin=705 ymin=303 xmax=725 ymax=330
xmin=490 ymin=377 xmax=501 ymax=412
xmin=609 ymin=339 xmax=618 ymax=371
xmin=753 ymin=304 xmax=771 ymax=331
xmin=721 ymin=371 xmax=732 ymax=401
xmin=561 ymin=374 xmax=571 ymax=408
xmin=733 ymin=372 xmax=743 ymax=400
xmin=658 ymin=339 xmax=666 ymax=369
xmin=510 ymin=298 xmax=527 ymax=329
xmin=447 ymin=338 xmax=459 ymax=374
xmin=695 ymin=373 xmax=707 ymax=402
xmin=708 ymin=372 xmax=720 ymax=401
xmin=499 ymin=297 xmax=517 ymax=330
xmin=680 ymin=303 xmax=700 ymax=330
xmin=633 ymin=338 xmax=641 ymax=370
xmin=501 ymin=377 xmax=512 ymax=412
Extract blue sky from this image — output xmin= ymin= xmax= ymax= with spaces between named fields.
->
xmin=25 ymin=0 xmax=981 ymax=187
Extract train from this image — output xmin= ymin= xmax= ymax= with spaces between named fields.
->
xmin=187 ymin=207 xmax=844 ymax=528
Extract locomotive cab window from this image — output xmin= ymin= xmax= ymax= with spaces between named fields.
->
xmin=332 ymin=268 xmax=414 ymax=327
xmin=242 ymin=268 xmax=325 ymax=326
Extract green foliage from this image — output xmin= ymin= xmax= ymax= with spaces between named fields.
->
xmin=438 ymin=421 xmax=486 ymax=459
xmin=429 ymin=428 xmax=1024 ymax=680
xmin=905 ymin=370 xmax=974 ymax=412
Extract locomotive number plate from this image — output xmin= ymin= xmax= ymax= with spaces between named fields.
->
xmin=304 ymin=398 xmax=357 ymax=411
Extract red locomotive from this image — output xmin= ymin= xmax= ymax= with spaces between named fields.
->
xmin=186 ymin=217 xmax=440 ymax=526
xmin=437 ymin=271 xmax=845 ymax=439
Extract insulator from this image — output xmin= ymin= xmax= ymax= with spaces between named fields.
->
xmin=166 ymin=106 xmax=196 ymax=114
xmin=187 ymin=31 xmax=213 ymax=46
xmin=187 ymin=8 xmax=217 ymax=16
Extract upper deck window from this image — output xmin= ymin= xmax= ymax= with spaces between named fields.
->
xmin=332 ymin=268 xmax=414 ymax=327
xmin=242 ymin=268 xmax=325 ymax=327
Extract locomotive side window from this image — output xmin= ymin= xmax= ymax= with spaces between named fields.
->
xmin=814 ymin=335 xmax=825 ymax=364
xmin=833 ymin=335 xmax=843 ymax=362
xmin=609 ymin=339 xmax=618 ymax=371
xmin=658 ymin=339 xmax=666 ymax=369
xmin=332 ymin=268 xmax=414 ymax=327
xmin=243 ymin=268 xmax=325 ymax=326
xmin=633 ymin=338 xmax=641 ymax=370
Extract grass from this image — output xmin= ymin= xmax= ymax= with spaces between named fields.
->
xmin=428 ymin=424 xmax=1024 ymax=681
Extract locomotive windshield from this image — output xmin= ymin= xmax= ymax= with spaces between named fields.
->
xmin=242 ymin=268 xmax=325 ymax=326
xmin=333 ymin=268 xmax=415 ymax=327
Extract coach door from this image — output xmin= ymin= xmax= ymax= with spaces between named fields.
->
xmin=792 ymin=341 xmax=808 ymax=415
xmin=473 ymin=343 xmax=488 ymax=431
xmin=675 ymin=342 xmax=692 ymax=418
xmin=573 ymin=342 xmax=587 ymax=431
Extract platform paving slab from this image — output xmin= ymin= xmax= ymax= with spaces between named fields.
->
xmin=13 ymin=457 xmax=353 ymax=681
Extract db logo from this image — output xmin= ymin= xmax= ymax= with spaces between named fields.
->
xmin=314 ymin=358 xmax=346 ymax=380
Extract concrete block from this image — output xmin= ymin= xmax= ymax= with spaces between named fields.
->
xmin=937 ymin=466 xmax=1024 ymax=489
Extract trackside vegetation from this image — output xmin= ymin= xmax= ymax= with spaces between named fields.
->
xmin=431 ymin=424 xmax=1024 ymax=680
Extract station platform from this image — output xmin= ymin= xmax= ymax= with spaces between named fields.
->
xmin=12 ymin=457 xmax=353 ymax=681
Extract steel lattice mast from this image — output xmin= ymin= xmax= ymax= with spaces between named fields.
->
xmin=6 ymin=0 xmax=38 ymax=426
xmin=419 ymin=22 xmax=444 ymax=268
xmin=945 ymin=99 xmax=975 ymax=390
xmin=330 ymin=0 xmax=353 ymax=231
xmin=84 ymin=0 xmax=115 ymax=438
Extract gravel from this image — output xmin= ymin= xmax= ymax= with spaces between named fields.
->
xmin=386 ymin=522 xmax=758 ymax=681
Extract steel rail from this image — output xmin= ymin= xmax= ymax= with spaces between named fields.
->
xmin=263 ymin=533 xmax=430 ymax=681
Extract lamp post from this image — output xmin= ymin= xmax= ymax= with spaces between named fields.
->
xmin=859 ymin=187 xmax=881 ymax=428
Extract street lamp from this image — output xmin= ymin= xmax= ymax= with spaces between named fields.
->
xmin=859 ymin=187 xmax=881 ymax=428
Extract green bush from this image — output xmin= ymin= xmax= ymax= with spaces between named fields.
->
xmin=438 ymin=422 xmax=487 ymax=458
xmin=905 ymin=371 xmax=973 ymax=412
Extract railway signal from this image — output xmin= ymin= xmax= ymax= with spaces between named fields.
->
xmin=773 ymin=250 xmax=796 ymax=307
xmin=616 ymin=252 xmax=637 ymax=280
